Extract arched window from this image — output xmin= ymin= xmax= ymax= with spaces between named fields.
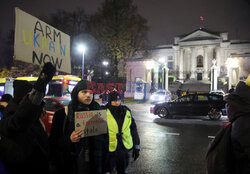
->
xmin=197 ymin=55 xmax=203 ymax=67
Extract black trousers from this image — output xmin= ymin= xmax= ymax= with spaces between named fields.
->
xmin=107 ymin=149 xmax=129 ymax=174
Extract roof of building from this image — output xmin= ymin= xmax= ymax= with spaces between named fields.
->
xmin=178 ymin=27 xmax=221 ymax=38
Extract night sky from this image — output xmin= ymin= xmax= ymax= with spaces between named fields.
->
xmin=1 ymin=0 xmax=250 ymax=46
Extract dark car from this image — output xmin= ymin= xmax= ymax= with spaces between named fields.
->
xmin=151 ymin=93 xmax=226 ymax=120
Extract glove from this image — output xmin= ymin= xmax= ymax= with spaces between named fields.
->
xmin=132 ymin=148 xmax=140 ymax=161
xmin=34 ymin=62 xmax=56 ymax=93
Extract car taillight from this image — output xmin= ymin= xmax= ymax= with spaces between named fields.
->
xmin=150 ymin=107 xmax=154 ymax=113
xmin=63 ymin=79 xmax=69 ymax=84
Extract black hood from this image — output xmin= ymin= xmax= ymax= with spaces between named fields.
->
xmin=13 ymin=80 xmax=33 ymax=104
xmin=70 ymin=80 xmax=96 ymax=111
xmin=225 ymin=81 xmax=250 ymax=105
xmin=225 ymin=81 xmax=250 ymax=121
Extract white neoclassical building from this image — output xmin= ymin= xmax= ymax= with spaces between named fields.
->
xmin=125 ymin=28 xmax=250 ymax=98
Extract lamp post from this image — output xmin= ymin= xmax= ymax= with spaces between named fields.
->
xmin=78 ymin=45 xmax=86 ymax=79
xmin=210 ymin=59 xmax=217 ymax=91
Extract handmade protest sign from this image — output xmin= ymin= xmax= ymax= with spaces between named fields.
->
xmin=75 ymin=110 xmax=107 ymax=138
xmin=14 ymin=8 xmax=71 ymax=73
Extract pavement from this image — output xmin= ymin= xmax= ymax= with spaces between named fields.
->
xmin=125 ymin=102 xmax=152 ymax=111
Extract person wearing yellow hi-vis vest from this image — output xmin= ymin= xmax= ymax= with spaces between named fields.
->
xmin=104 ymin=92 xmax=140 ymax=174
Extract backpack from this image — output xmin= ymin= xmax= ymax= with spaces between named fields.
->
xmin=206 ymin=116 xmax=242 ymax=174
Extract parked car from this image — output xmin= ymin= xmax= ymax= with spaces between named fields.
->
xmin=150 ymin=93 xmax=226 ymax=120
xmin=149 ymin=89 xmax=172 ymax=104
xmin=41 ymin=97 xmax=66 ymax=134
xmin=210 ymin=89 xmax=225 ymax=96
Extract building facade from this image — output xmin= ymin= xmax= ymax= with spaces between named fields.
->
xmin=125 ymin=28 xmax=250 ymax=98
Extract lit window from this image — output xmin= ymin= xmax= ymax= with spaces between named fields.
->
xmin=197 ymin=55 xmax=203 ymax=67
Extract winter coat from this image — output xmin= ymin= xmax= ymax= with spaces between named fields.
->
xmin=0 ymin=98 xmax=50 ymax=174
xmin=66 ymin=100 xmax=106 ymax=174
xmin=58 ymin=80 xmax=107 ymax=174
xmin=49 ymin=108 xmax=75 ymax=174
xmin=226 ymin=81 xmax=250 ymax=174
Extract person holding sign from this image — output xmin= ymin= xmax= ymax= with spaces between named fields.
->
xmin=105 ymin=92 xmax=140 ymax=174
xmin=51 ymin=80 xmax=106 ymax=174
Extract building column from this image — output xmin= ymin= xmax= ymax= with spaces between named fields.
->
xmin=190 ymin=47 xmax=196 ymax=79
xmin=174 ymin=51 xmax=179 ymax=75
xmin=228 ymin=67 xmax=239 ymax=90
xmin=203 ymin=47 xmax=209 ymax=80
xmin=165 ymin=67 xmax=169 ymax=90
xmin=179 ymin=49 xmax=184 ymax=80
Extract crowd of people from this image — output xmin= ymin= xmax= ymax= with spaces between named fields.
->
xmin=0 ymin=62 xmax=140 ymax=174
xmin=0 ymin=61 xmax=249 ymax=174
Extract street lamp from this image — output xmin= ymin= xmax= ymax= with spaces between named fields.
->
xmin=102 ymin=61 xmax=109 ymax=66
xmin=77 ymin=44 xmax=86 ymax=79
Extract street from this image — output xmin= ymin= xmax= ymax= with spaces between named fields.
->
xmin=126 ymin=104 xmax=228 ymax=174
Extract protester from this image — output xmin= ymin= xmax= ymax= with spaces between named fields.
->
xmin=0 ymin=94 xmax=13 ymax=120
xmin=0 ymin=94 xmax=12 ymax=108
xmin=119 ymin=89 xmax=125 ymax=103
xmin=49 ymin=103 xmax=74 ymax=174
xmin=100 ymin=89 xmax=110 ymax=105
xmin=176 ymin=88 xmax=182 ymax=98
xmin=104 ymin=92 xmax=140 ymax=174
xmin=0 ymin=62 xmax=56 ymax=174
xmin=52 ymin=80 xmax=106 ymax=174
xmin=224 ymin=74 xmax=250 ymax=173
xmin=228 ymin=84 xmax=235 ymax=93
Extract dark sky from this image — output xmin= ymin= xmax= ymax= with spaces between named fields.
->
xmin=1 ymin=0 xmax=250 ymax=46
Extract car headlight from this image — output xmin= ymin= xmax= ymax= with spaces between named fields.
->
xmin=158 ymin=96 xmax=165 ymax=101
xmin=150 ymin=95 xmax=155 ymax=100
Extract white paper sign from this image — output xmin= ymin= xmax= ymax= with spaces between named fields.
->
xmin=75 ymin=110 xmax=107 ymax=138
xmin=14 ymin=8 xmax=71 ymax=73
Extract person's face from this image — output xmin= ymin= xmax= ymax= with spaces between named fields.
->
xmin=0 ymin=101 xmax=8 ymax=108
xmin=78 ymin=89 xmax=93 ymax=105
xmin=111 ymin=100 xmax=121 ymax=106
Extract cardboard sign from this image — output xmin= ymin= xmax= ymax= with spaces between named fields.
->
xmin=75 ymin=110 xmax=107 ymax=138
xmin=14 ymin=8 xmax=71 ymax=73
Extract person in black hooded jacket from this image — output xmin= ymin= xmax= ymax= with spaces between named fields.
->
xmin=50 ymin=80 xmax=106 ymax=174
xmin=224 ymin=74 xmax=250 ymax=174
xmin=104 ymin=91 xmax=140 ymax=174
xmin=0 ymin=62 xmax=56 ymax=174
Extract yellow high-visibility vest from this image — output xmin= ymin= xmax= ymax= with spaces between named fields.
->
xmin=107 ymin=109 xmax=133 ymax=152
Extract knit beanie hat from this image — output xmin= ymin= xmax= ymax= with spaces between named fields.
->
xmin=13 ymin=80 xmax=33 ymax=103
xmin=108 ymin=92 xmax=121 ymax=104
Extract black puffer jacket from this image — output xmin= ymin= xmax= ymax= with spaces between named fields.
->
xmin=226 ymin=81 xmax=250 ymax=174
xmin=0 ymin=98 xmax=50 ymax=174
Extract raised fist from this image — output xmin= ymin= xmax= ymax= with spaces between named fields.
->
xmin=34 ymin=62 xmax=56 ymax=93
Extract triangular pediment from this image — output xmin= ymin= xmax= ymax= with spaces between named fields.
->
xmin=179 ymin=29 xmax=221 ymax=42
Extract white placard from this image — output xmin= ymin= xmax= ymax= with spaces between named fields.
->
xmin=75 ymin=110 xmax=107 ymax=138
xmin=14 ymin=8 xmax=71 ymax=73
